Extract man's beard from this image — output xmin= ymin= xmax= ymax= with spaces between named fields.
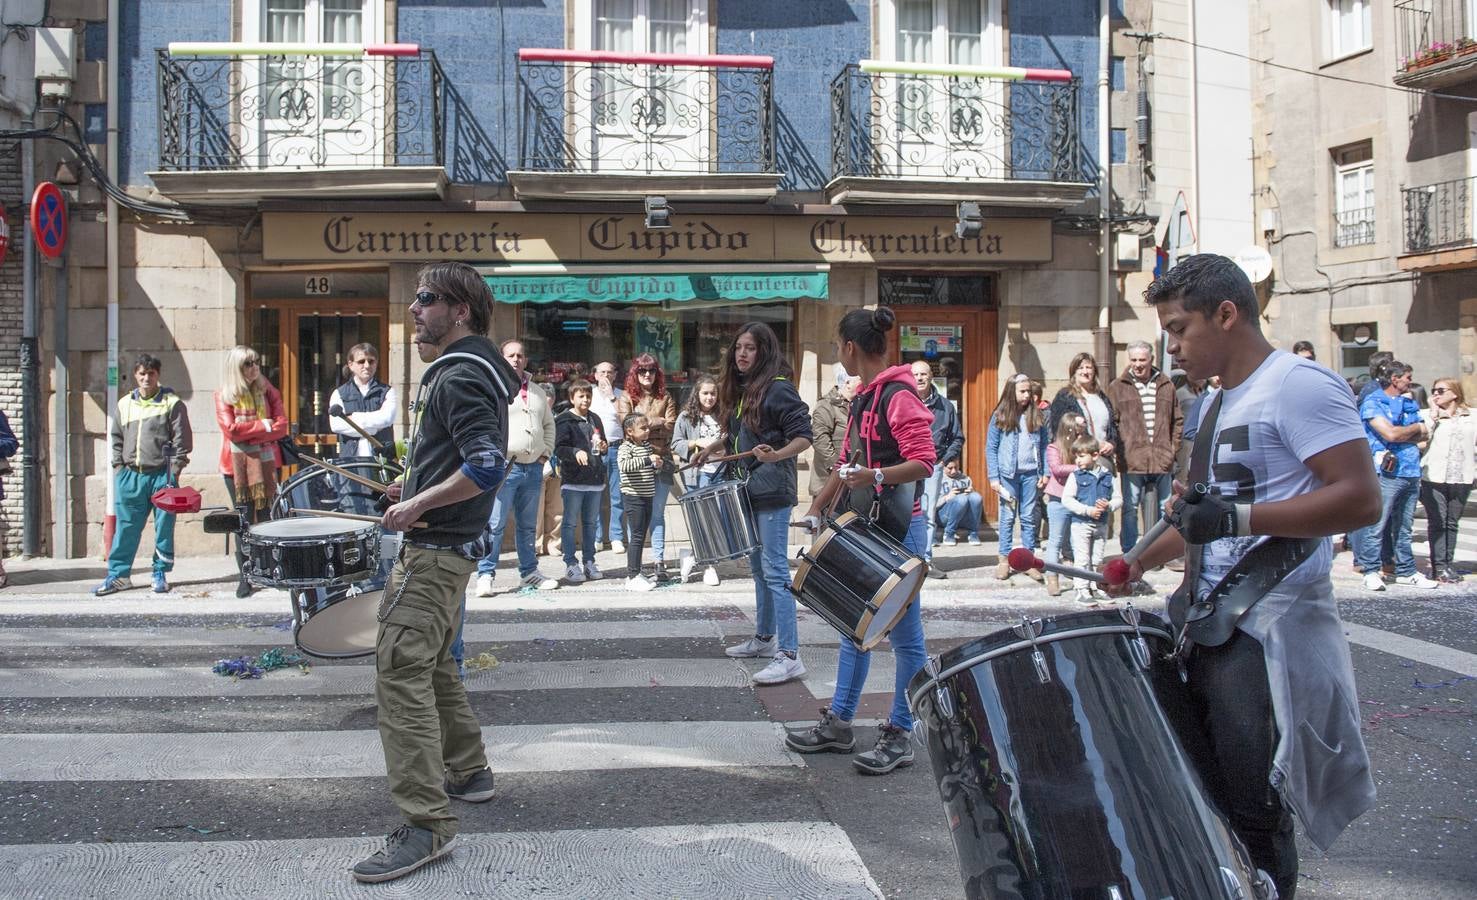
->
xmin=414 ymin=318 xmax=450 ymax=361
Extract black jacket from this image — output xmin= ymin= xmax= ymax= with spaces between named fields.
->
xmin=554 ymin=410 xmax=607 ymax=487
xmin=1047 ymin=386 xmax=1120 ymax=451
xmin=725 ymin=377 xmax=813 ymax=511
xmin=403 ymin=336 xmax=517 ymax=547
xmin=922 ymin=388 xmax=963 ymax=465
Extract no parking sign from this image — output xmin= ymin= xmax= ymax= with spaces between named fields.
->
xmin=30 ymin=181 xmax=66 ymax=259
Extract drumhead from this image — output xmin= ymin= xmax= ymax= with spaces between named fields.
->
xmin=859 ymin=560 xmax=927 ymax=650
xmin=250 ymin=518 xmax=372 ymax=539
xmin=296 ymin=589 xmax=381 ymax=659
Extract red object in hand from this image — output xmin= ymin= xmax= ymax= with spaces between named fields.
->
xmin=1007 ymin=547 xmax=1040 ymax=573
xmin=151 ymin=486 xmax=203 ymax=514
xmin=1102 ymin=559 xmax=1132 ymax=586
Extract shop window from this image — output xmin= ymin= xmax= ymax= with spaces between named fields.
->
xmin=516 ymin=299 xmax=794 ymax=407
xmin=1337 ymin=323 xmax=1378 ymax=385
xmin=879 ymin=273 xmax=997 ymax=307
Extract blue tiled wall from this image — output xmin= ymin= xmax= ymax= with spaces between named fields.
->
xmin=1009 ymin=0 xmax=1100 ymax=181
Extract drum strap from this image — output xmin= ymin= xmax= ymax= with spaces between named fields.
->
xmin=1169 ymin=391 xmax=1317 ymax=648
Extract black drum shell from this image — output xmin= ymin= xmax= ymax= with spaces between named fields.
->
xmin=907 ymin=610 xmax=1265 ymax=900
xmin=243 ymin=523 xmax=377 ymax=589
xmin=793 ymin=511 xmax=924 ymax=651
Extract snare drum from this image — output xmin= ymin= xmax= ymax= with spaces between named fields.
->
xmin=677 ymin=479 xmax=759 ymax=564
xmin=242 ymin=518 xmax=378 ymax=589
xmin=791 ymin=511 xmax=926 ymax=651
xmin=908 ymin=609 xmax=1274 ymax=900
xmin=291 ymin=531 xmax=401 ymax=659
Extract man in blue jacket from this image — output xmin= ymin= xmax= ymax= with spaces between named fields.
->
xmin=911 ymin=361 xmax=961 ymax=578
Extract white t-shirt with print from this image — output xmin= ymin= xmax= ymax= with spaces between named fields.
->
xmin=1192 ymin=351 xmax=1366 ymax=596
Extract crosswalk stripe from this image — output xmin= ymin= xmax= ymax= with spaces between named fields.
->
xmin=1344 ymin=622 xmax=1477 ymax=677
xmin=0 ymin=821 xmax=883 ymax=899
xmin=0 ymin=658 xmax=750 ymax=699
xmin=0 ymin=720 xmax=799 ymax=782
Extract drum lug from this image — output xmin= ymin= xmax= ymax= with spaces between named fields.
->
xmin=1011 ymin=617 xmax=1052 ymax=685
xmin=1219 ymin=866 xmax=1252 ymax=899
xmin=1118 ymin=603 xmax=1152 ymax=671
xmin=923 ymin=657 xmax=954 ymax=719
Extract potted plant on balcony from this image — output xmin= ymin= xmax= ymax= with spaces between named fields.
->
xmin=1406 ymin=41 xmax=1455 ymax=71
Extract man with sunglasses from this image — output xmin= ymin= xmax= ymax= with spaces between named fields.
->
xmin=353 ymin=263 xmax=518 ymax=885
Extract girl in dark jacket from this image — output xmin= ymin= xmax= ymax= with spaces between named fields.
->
xmin=714 ymin=323 xmax=813 ymax=686
xmin=554 ymin=380 xmax=608 ymax=584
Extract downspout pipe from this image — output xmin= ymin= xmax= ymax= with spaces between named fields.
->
xmin=1094 ymin=0 xmax=1114 ymax=369
xmin=20 ymin=123 xmax=39 ymax=557
xmin=103 ymin=0 xmax=121 ymax=552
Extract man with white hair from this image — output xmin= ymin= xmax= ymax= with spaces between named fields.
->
xmin=912 ymin=360 xmax=961 ymax=578
xmin=1105 ymin=340 xmax=1182 ymax=556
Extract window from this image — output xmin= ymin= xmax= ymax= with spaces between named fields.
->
xmin=1110 ymin=56 xmax=1126 ymax=92
xmin=1111 ymin=128 xmax=1128 ymax=164
xmin=1337 ymin=323 xmax=1378 ymax=385
xmin=1328 ymin=0 xmax=1372 ymax=58
xmin=1332 ymin=142 xmax=1375 ymax=247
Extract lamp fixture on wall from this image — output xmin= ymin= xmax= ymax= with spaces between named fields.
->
xmin=955 ymin=201 xmax=983 ymax=239
xmin=644 ymin=195 xmax=671 ymax=230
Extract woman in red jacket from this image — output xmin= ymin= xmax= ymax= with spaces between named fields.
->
xmin=216 ymin=346 xmax=289 ymax=595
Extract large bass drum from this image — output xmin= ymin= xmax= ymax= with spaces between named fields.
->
xmin=907 ymin=608 xmax=1276 ymax=900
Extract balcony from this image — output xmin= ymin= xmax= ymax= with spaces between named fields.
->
xmin=1395 ymin=0 xmax=1477 ymax=89
xmin=826 ymin=61 xmax=1090 ymax=206
xmin=150 ymin=47 xmax=448 ymax=205
xmin=510 ymin=49 xmax=781 ymax=202
xmin=1333 ymin=207 xmax=1376 ymax=248
xmin=1400 ymin=175 xmax=1477 ymax=270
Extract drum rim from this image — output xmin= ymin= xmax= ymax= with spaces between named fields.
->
xmin=856 ymin=556 xmax=925 ymax=651
xmin=790 ymin=510 xmax=857 ymax=592
xmin=676 ymin=479 xmax=745 ymax=503
xmin=248 ymin=520 xmax=377 ymax=541
xmin=248 ymin=570 xmax=375 ymax=589
xmin=906 ymin=617 xmax=1173 ymax=710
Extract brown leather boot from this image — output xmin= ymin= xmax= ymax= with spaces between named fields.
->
xmin=1025 ymin=568 xmax=1046 ymax=583
xmin=1046 ymin=574 xmax=1062 ymax=596
xmin=995 ymin=560 xmax=1010 ymax=580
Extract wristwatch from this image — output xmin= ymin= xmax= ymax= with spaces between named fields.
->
xmin=872 ymin=468 xmax=885 ymax=487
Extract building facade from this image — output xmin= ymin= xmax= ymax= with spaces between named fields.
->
xmin=19 ymin=0 xmax=1245 ymax=557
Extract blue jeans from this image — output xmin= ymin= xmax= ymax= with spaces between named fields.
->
xmin=830 ymin=513 xmax=928 ymax=731
xmin=938 ymin=493 xmax=983 ymax=539
xmin=561 ymin=488 xmax=601 ymax=566
xmin=649 ymin=474 xmax=670 ymax=561
xmin=1043 ymin=498 xmax=1070 ymax=564
xmin=598 ymin=444 xmax=623 ymax=544
xmin=477 ymin=461 xmax=542 ymax=578
xmin=919 ymin=467 xmax=943 ymax=558
xmin=1353 ymin=474 xmax=1419 ymax=577
xmin=1120 ymin=472 xmax=1173 ymax=553
xmin=748 ymin=505 xmax=799 ymax=654
xmin=996 ymin=471 xmax=1041 ymax=555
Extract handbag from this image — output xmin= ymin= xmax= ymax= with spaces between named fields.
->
xmin=277 ymin=435 xmax=305 ymax=467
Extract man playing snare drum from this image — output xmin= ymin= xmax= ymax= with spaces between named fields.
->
xmin=351 ymin=262 xmax=517 ymax=884
xmin=1108 ymin=254 xmax=1380 ymax=899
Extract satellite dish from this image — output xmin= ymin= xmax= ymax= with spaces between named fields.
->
xmin=1233 ymin=246 xmax=1273 ymax=283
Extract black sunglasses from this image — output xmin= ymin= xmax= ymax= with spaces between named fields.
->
xmin=411 ymin=290 xmax=445 ymax=308
xmin=637 ymin=367 xmax=659 ymax=375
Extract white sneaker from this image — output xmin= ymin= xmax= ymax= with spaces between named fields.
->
xmin=625 ymin=574 xmax=655 ymax=592
xmin=703 ymin=566 xmax=720 ymax=587
xmin=564 ymin=563 xmax=586 ymax=584
xmin=1362 ymin=572 xmax=1387 ymax=592
xmin=475 ymin=574 xmax=495 ymax=597
xmin=521 ymin=572 xmax=560 ymax=591
xmin=610 ymin=540 xmax=625 ymax=554
xmin=967 ymin=535 xmax=981 ymax=546
xmin=1074 ymin=588 xmax=1097 ymax=605
xmin=1393 ymin=572 xmax=1439 ymax=589
xmin=584 ymin=561 xmax=602 ymax=581
xmin=679 ymin=551 xmax=696 ymax=582
xmin=725 ymin=635 xmax=777 ymax=658
xmin=752 ymin=652 xmax=806 ymax=686
xmin=942 ymin=537 xmax=958 ymax=547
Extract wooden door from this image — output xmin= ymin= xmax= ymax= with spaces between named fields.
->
xmin=888 ymin=305 xmax=999 ymax=520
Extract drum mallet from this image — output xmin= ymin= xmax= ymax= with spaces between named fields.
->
xmin=1006 ymin=547 xmax=1126 ymax=587
xmin=295 ymin=451 xmax=391 ymax=494
xmin=1100 ymin=515 xmax=1177 ymax=584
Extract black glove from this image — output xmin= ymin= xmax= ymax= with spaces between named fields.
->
xmin=1171 ymin=487 xmax=1245 ymax=544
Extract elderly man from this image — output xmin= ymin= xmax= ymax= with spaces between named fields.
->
xmin=1104 ymin=340 xmax=1181 ymax=555
xmin=912 ymin=360 xmax=960 ymax=579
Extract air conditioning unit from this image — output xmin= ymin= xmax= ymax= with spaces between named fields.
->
xmin=1112 ymin=232 xmax=1142 ymax=272
xmin=35 ymin=27 xmax=77 ymax=99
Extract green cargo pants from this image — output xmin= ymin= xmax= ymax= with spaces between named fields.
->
xmin=375 ymin=543 xmax=488 ymax=839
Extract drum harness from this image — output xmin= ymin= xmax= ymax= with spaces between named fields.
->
xmin=378 ymin=351 xmax=516 ymax=624
xmin=1166 ymin=390 xmax=1317 ymax=673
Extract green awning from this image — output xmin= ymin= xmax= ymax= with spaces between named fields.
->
xmin=484 ymin=271 xmax=827 ymax=305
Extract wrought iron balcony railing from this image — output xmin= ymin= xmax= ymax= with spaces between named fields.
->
xmin=1395 ymin=0 xmax=1477 ymax=81
xmin=1333 ymin=207 xmax=1376 ymax=248
xmin=1403 ymin=175 xmax=1474 ymax=254
xmin=829 ymin=63 xmax=1084 ymax=183
xmin=156 ymin=49 xmax=444 ymax=171
xmin=516 ymin=48 xmax=776 ymax=176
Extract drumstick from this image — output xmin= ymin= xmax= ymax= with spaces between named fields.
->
xmin=291 ymin=508 xmax=427 ymax=529
xmin=676 ymin=448 xmax=755 ymax=474
xmin=1101 ymin=516 xmax=1176 ymax=584
xmin=296 ymin=451 xmax=390 ymax=494
xmin=331 ymin=409 xmax=387 ymax=451
xmin=1006 ymin=548 xmax=1123 ymax=586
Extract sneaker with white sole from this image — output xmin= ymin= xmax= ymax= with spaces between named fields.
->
xmin=752 ymin=651 xmax=805 ymax=685
xmin=625 ymin=574 xmax=655 ymax=592
xmin=351 ymin=825 xmax=456 ymax=884
xmin=679 ymin=551 xmax=696 ymax=582
xmin=1362 ymin=572 xmax=1387 ymax=592
xmin=702 ymin=566 xmax=720 ymax=586
xmin=1074 ymin=588 xmax=1098 ymax=605
xmin=852 ymin=722 xmax=915 ymax=775
xmin=611 ymin=540 xmax=625 ymax=554
xmin=564 ymin=563 xmax=586 ymax=584
xmin=584 ymin=561 xmax=602 ymax=581
xmin=474 ymin=574 xmax=495 ymax=597
xmin=520 ymin=572 xmax=560 ymax=591
xmin=444 ymin=766 xmax=495 ymax=803
xmin=725 ymin=634 xmax=777 ymax=658
xmin=785 ymin=708 xmax=855 ymax=753
xmin=92 ymin=576 xmax=132 ymax=597
xmin=1393 ymin=572 xmax=1439 ymax=589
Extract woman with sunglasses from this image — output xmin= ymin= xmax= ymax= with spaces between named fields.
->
xmin=215 ymin=345 xmax=289 ymax=597
xmin=1419 ymin=378 xmax=1476 ymax=583
xmin=616 ymin=354 xmax=678 ymax=578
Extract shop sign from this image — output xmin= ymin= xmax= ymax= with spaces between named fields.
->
xmin=900 ymin=325 xmax=962 ymax=355
xmin=484 ymin=271 xmax=828 ymax=305
xmin=263 ymin=212 xmax=1053 ymax=265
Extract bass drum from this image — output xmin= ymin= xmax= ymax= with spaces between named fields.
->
xmin=907 ymin=608 xmax=1276 ymax=900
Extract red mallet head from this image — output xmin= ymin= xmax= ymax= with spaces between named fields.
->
xmin=1007 ymin=547 xmax=1041 ymax=573
xmin=1102 ymin=559 xmax=1132 ymax=586
xmin=151 ymin=486 xmax=203 ymax=514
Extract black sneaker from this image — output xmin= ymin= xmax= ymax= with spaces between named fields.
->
xmin=853 ymin=722 xmax=915 ymax=775
xmin=784 ymin=708 xmax=855 ymax=754
xmin=351 ymin=824 xmax=456 ymax=884
xmin=235 ymin=578 xmax=254 ymax=598
xmin=445 ymin=766 xmax=495 ymax=803
xmin=925 ymin=566 xmax=947 ymax=580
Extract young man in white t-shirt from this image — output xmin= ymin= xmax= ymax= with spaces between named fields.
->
xmin=1109 ymin=253 xmax=1381 ymax=899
